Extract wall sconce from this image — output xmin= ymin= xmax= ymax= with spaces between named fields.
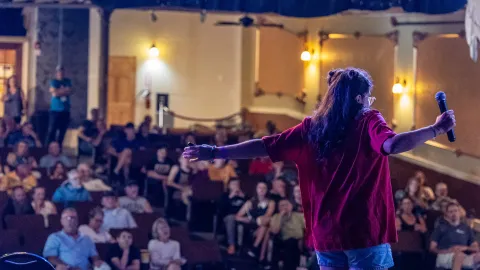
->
xmin=392 ymin=77 xmax=406 ymax=94
xmin=149 ymin=43 xmax=159 ymax=58
xmin=301 ymin=49 xmax=312 ymax=62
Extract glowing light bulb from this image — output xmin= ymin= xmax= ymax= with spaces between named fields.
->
xmin=149 ymin=44 xmax=159 ymax=58
xmin=392 ymin=83 xmax=404 ymax=94
xmin=301 ymin=50 xmax=311 ymax=61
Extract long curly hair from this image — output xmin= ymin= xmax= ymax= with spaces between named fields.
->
xmin=308 ymin=67 xmax=373 ymax=161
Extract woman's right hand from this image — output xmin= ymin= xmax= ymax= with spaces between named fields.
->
xmin=183 ymin=145 xmax=215 ymax=161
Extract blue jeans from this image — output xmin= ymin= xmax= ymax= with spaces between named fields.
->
xmin=316 ymin=243 xmax=394 ymax=270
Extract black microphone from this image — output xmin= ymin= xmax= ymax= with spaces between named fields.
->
xmin=435 ymin=91 xmax=456 ymax=142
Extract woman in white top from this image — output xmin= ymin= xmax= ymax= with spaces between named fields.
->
xmin=148 ymin=218 xmax=185 ymax=270
xmin=79 ymin=207 xmax=113 ymax=243
xmin=31 ymin=186 xmax=57 ymax=227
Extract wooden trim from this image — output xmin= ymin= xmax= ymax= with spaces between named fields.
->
xmin=425 ymin=140 xmax=480 ymax=160
xmin=318 ymin=30 xmax=399 ymax=46
xmin=412 ymin=30 xmax=465 ymax=48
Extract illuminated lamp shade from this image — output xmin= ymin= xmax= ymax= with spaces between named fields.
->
xmin=392 ymin=78 xmax=406 ymax=94
xmin=301 ymin=50 xmax=311 ymax=61
xmin=149 ymin=44 xmax=159 ymax=58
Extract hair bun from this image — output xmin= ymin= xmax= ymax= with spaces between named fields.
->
xmin=327 ymin=69 xmax=341 ymax=85
xmin=348 ymin=69 xmax=357 ymax=78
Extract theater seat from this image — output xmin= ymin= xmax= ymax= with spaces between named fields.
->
xmin=95 ymin=243 xmax=111 ymax=260
xmin=391 ymin=231 xmax=424 ymax=253
xmin=5 ymin=215 xmax=46 ymax=231
xmin=0 ymin=252 xmax=55 ymax=270
xmin=0 ymin=230 xmax=21 ymax=254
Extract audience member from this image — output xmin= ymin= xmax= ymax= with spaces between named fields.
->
xmin=52 ymin=170 xmax=91 ymax=204
xmin=208 ymin=159 xmax=237 ymax=186
xmin=268 ymin=199 xmax=305 ymax=270
xmin=148 ymin=218 xmax=185 ymax=270
xmin=395 ymin=197 xmax=427 ymax=233
xmin=77 ymin=163 xmax=112 ymax=192
xmin=248 ymin=157 xmax=273 ymax=175
xmin=269 ymin=177 xmax=287 ymax=206
xmin=46 ymin=65 xmax=72 ymax=146
xmin=0 ymin=118 xmax=8 ymax=147
xmin=265 ymin=161 xmax=298 ymax=185
xmin=414 ymin=171 xmax=435 ymax=202
xmin=292 ymin=185 xmax=303 ymax=213
xmin=2 ymin=186 xmax=35 ymax=226
xmin=106 ymin=229 xmax=141 ymax=270
xmin=7 ymin=122 xmax=42 ymax=147
xmin=49 ymin=161 xmax=68 ymax=181
xmin=431 ymin=182 xmax=452 ymax=211
xmin=236 ymin=181 xmax=275 ymax=258
xmin=4 ymin=140 xmax=37 ymax=173
xmin=214 ymin=125 xmax=228 ymax=146
xmin=136 ymin=122 xmax=150 ymax=147
xmin=79 ymin=207 xmax=113 ymax=243
xmin=220 ymin=178 xmax=246 ymax=255
xmin=32 ymin=186 xmax=57 ymax=226
xmin=0 ymin=163 xmax=37 ymax=194
xmin=102 ymin=191 xmax=137 ymax=230
xmin=430 ymin=203 xmax=480 ymax=270
xmin=166 ymin=155 xmax=193 ymax=221
xmin=395 ymin=177 xmax=429 ymax=212
xmin=119 ymin=180 xmax=153 ymax=213
xmin=2 ymin=75 xmax=25 ymax=123
xmin=109 ymin=123 xmax=144 ymax=181
xmin=145 ymin=147 xmax=174 ymax=207
xmin=78 ymin=108 xmax=100 ymax=155
xmin=39 ymin=141 xmax=72 ymax=168
xmin=43 ymin=208 xmax=105 ymax=270
xmin=3 ymin=116 xmax=19 ymax=146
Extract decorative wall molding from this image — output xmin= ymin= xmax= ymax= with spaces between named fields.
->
xmin=318 ymin=30 xmax=399 ymax=46
xmin=247 ymin=106 xmax=306 ymax=120
xmin=412 ymin=30 xmax=466 ymax=48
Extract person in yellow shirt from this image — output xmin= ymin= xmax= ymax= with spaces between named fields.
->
xmin=207 ymin=159 xmax=237 ymax=187
xmin=0 ymin=163 xmax=37 ymax=194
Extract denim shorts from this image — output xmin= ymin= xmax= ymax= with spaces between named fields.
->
xmin=316 ymin=243 xmax=394 ymax=270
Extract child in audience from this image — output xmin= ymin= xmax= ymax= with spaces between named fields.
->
xmin=119 ymin=180 xmax=153 ymax=213
xmin=107 ymin=229 xmax=141 ymax=270
xmin=148 ymin=218 xmax=185 ymax=270
xmin=101 ymin=191 xmax=137 ymax=230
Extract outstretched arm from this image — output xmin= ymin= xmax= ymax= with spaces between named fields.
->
xmin=383 ymin=110 xmax=455 ymax=155
xmin=183 ymin=139 xmax=268 ymax=161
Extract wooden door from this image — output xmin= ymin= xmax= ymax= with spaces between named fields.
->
xmin=107 ymin=56 xmax=136 ymax=126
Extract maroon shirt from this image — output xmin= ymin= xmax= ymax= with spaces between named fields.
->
xmin=262 ymin=110 xmax=398 ymax=252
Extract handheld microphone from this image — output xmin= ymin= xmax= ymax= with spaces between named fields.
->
xmin=435 ymin=91 xmax=456 ymax=142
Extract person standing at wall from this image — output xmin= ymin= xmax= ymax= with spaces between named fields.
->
xmin=46 ymin=66 xmax=71 ymax=146
xmin=2 ymin=75 xmax=26 ymax=124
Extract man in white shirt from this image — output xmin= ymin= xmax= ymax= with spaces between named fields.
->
xmin=101 ymin=191 xmax=137 ymax=230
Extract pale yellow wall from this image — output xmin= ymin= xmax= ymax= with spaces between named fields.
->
xmin=89 ymin=10 xmax=243 ymax=128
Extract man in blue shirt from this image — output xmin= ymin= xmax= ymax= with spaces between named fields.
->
xmin=43 ymin=208 xmax=104 ymax=270
xmin=46 ymin=65 xmax=72 ymax=146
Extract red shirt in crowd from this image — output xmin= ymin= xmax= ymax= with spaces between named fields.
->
xmin=262 ymin=110 xmax=397 ymax=252
xmin=248 ymin=158 xmax=273 ymax=175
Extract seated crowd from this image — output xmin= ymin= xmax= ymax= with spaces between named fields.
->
xmin=0 ymin=112 xmax=478 ymax=270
